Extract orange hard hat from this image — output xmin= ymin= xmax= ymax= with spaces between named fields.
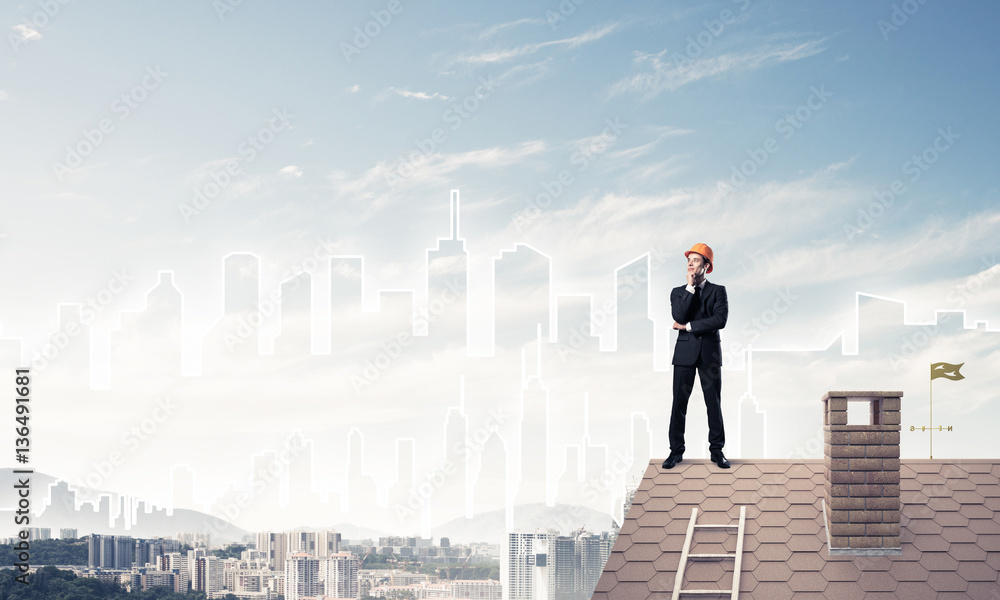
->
xmin=684 ymin=243 xmax=714 ymax=273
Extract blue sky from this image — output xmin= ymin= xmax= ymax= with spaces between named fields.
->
xmin=2 ymin=1 xmax=1000 ymax=533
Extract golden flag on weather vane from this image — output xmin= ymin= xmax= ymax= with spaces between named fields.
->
xmin=931 ymin=361 xmax=965 ymax=381
xmin=914 ymin=361 xmax=965 ymax=458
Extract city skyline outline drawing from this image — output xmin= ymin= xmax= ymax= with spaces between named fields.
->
xmin=1 ymin=189 xmax=998 ymax=540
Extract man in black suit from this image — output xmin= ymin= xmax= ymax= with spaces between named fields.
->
xmin=662 ymin=243 xmax=730 ymax=469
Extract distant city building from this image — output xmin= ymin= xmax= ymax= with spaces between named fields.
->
xmin=27 ymin=528 xmax=51 ymax=541
xmin=139 ymin=570 xmax=176 ymax=592
xmin=552 ymin=536 xmax=580 ymax=600
xmin=176 ymin=531 xmax=211 ymax=547
xmin=194 ymin=555 xmax=223 ymax=595
xmin=258 ymin=531 xmax=288 ymax=571
xmin=88 ymin=534 xmax=134 ymax=569
xmin=505 ymin=530 xmax=556 ymax=600
xmin=579 ymin=533 xmax=613 ymax=593
xmin=160 ymin=551 xmax=190 ymax=593
xmin=317 ymin=530 xmax=341 ymax=557
xmin=286 ymin=552 xmax=321 ymax=600
xmin=287 ymin=530 xmax=317 ymax=555
xmin=187 ymin=547 xmax=207 ymax=585
xmin=60 ymin=528 xmax=78 ymax=540
xmin=452 ymin=579 xmax=503 ymax=600
xmin=322 ymin=551 xmax=360 ymax=598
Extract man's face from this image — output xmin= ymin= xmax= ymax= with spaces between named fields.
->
xmin=687 ymin=253 xmax=706 ymax=276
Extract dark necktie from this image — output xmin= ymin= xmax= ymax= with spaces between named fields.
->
xmin=688 ymin=286 xmax=701 ymax=322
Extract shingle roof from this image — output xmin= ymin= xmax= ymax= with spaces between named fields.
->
xmin=593 ymin=459 xmax=1000 ymax=599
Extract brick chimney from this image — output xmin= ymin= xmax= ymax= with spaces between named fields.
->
xmin=822 ymin=391 xmax=902 ymax=554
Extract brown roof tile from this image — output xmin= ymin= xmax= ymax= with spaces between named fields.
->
xmin=754 ymin=561 xmax=793 ymax=582
xmin=917 ymin=551 xmax=960 ymax=572
xmin=948 ymin=542 xmax=988 ymax=562
xmin=786 ymin=518 xmax=822 ymax=536
xmin=622 ymin=542 xmax=661 ymax=563
xmin=597 ymin=460 xmax=1000 ymax=600
xmin=966 ymin=518 xmax=1000 ymax=535
xmin=886 ymin=560 xmax=929 ymax=581
xmin=822 ymin=580 xmax=866 ymax=600
xmin=941 ymin=525 xmax=978 ymax=544
xmin=959 ymin=503 xmax=994 ymax=519
xmin=892 ymin=581 xmax=944 ymax=600
xmin=731 ymin=464 xmax=762 ymax=479
xmin=955 ymin=560 xmax=997 ymax=582
xmin=967 ymin=581 xmax=1000 ymax=598
xmin=756 ymin=496 xmax=790 ymax=512
xmin=682 ymin=561 xmax=727 ymax=583
xmin=749 ymin=581 xmax=794 ymax=600
xmin=911 ymin=533 xmax=950 ymax=552
xmin=975 ymin=533 xmax=1000 ymax=551
xmin=925 ymin=570 xmax=969 ymax=592
xmin=605 ymin=580 xmax=650 ymax=598
xmin=614 ymin=561 xmax=657 ymax=583
xmin=857 ymin=571 xmax=898 ymax=591
xmin=787 ymin=570 xmax=829 ymax=592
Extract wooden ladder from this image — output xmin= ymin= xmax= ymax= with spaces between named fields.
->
xmin=671 ymin=505 xmax=746 ymax=599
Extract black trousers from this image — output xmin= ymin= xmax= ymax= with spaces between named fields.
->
xmin=669 ymin=362 xmax=725 ymax=453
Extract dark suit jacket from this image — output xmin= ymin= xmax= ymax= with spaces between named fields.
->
xmin=671 ymin=281 xmax=728 ymax=367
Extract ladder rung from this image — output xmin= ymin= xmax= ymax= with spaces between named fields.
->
xmin=672 ymin=506 xmax=747 ymax=600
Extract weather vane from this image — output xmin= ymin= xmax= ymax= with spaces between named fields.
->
xmin=908 ymin=362 xmax=963 ymax=458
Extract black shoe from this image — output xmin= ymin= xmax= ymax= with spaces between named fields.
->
xmin=710 ymin=451 xmax=731 ymax=469
xmin=661 ymin=452 xmax=684 ymax=469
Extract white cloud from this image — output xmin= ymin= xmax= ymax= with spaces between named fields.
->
xmin=610 ymin=39 xmax=826 ymax=100
xmin=280 ymin=165 xmax=303 ymax=178
xmin=329 ymin=141 xmax=548 ymax=215
xmin=458 ymin=23 xmax=619 ymax=65
xmin=347 ymin=84 xmax=361 ymax=93
xmin=12 ymin=24 xmax=41 ymax=41
xmin=377 ymin=87 xmax=452 ymax=102
xmin=0 ymin=91 xmax=8 ymax=101
xmin=476 ymin=17 xmax=547 ymax=40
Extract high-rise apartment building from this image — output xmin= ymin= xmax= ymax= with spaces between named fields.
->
xmin=505 ymin=530 xmax=556 ymax=600
xmin=322 ymin=551 xmax=359 ymax=598
xmin=285 ymin=552 xmax=321 ymax=600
